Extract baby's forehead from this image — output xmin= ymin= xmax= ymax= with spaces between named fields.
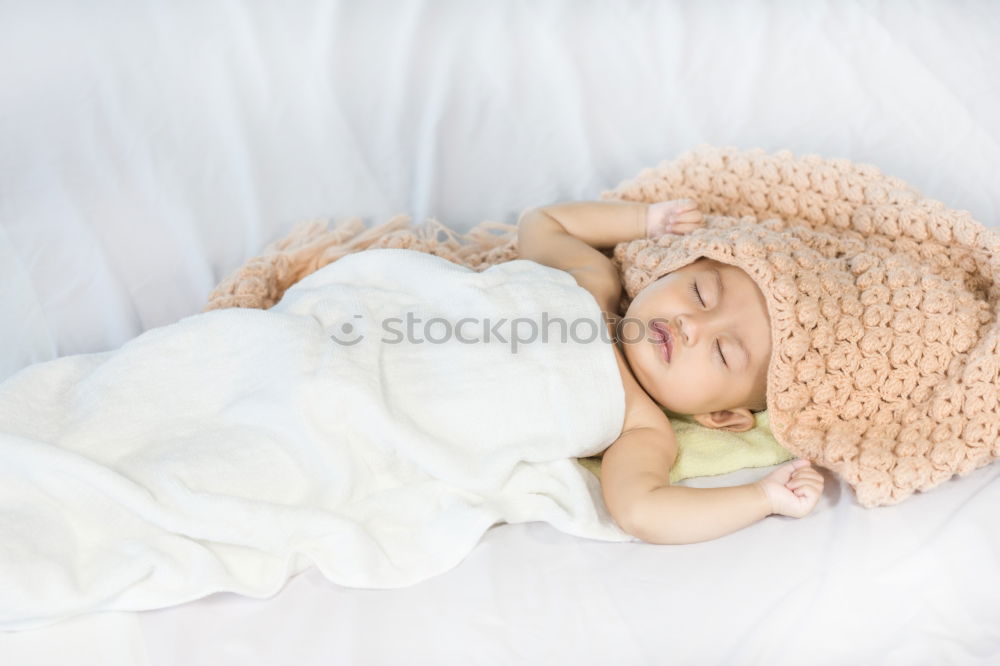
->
xmin=650 ymin=256 xmax=758 ymax=291
xmin=691 ymin=257 xmax=770 ymax=318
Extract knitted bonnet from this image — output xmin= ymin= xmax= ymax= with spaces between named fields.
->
xmin=604 ymin=146 xmax=1000 ymax=508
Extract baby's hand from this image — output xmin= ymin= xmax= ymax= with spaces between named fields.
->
xmin=645 ymin=199 xmax=704 ymax=239
xmin=754 ymin=459 xmax=825 ymax=518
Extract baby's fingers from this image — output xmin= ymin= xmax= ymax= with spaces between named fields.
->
xmin=786 ymin=481 xmax=820 ymax=497
xmin=668 ymin=198 xmax=698 ymax=212
xmin=786 ymin=469 xmax=821 ymax=485
xmin=794 ymin=469 xmax=823 ymax=488
xmin=787 ymin=469 xmax=822 ymax=486
xmin=787 ymin=476 xmax=823 ymax=499
xmin=672 ymin=210 xmax=703 ymax=223
xmin=791 ymin=467 xmax=822 ymax=480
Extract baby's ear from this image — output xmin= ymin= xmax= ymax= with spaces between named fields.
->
xmin=691 ymin=408 xmax=755 ymax=433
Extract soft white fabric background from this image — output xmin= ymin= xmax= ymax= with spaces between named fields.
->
xmin=2 ymin=0 xmax=999 ymax=381
xmin=1 ymin=1 xmax=999 ymax=665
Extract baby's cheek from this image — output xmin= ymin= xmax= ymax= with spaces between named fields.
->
xmin=619 ymin=318 xmax=644 ymax=343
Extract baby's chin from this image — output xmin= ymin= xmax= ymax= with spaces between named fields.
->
xmin=656 ymin=404 xmax=688 ymax=419
xmin=656 ymin=396 xmax=700 ymax=419
xmin=632 ymin=368 xmax=694 ymax=417
xmin=621 ymin=340 xmax=683 ymax=411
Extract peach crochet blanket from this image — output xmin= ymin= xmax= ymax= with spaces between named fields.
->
xmin=205 ymin=146 xmax=1000 ymax=508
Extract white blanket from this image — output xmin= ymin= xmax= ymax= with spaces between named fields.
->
xmin=0 ymin=248 xmax=629 ymax=631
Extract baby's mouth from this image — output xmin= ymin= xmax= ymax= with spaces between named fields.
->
xmin=652 ymin=323 xmax=672 ymax=363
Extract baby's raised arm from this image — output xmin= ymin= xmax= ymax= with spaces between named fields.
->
xmin=517 ymin=199 xmax=703 ymax=314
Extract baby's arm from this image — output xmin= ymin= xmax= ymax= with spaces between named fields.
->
xmin=517 ymin=200 xmax=703 ymax=314
xmin=601 ymin=424 xmax=773 ymax=544
xmin=602 ymin=422 xmax=825 ymax=544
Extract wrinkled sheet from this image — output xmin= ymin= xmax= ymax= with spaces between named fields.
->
xmin=0 ymin=249 xmax=626 ymax=630
xmin=1 ymin=1 xmax=998 ymax=664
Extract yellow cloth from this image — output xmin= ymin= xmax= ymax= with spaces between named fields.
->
xmin=577 ymin=410 xmax=794 ymax=483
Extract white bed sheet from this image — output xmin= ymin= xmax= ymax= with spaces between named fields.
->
xmin=2 ymin=1 xmax=999 ymax=664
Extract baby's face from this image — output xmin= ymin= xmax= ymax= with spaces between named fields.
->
xmin=619 ymin=257 xmax=771 ymax=417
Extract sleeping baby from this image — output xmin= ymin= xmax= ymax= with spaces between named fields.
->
xmin=3 ymin=148 xmax=991 ymax=630
xmin=518 ymin=199 xmax=825 ymax=544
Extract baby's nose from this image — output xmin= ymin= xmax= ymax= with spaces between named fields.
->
xmin=675 ymin=316 xmax=693 ymax=344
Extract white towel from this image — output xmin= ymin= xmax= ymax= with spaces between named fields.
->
xmin=0 ymin=248 xmax=629 ymax=631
